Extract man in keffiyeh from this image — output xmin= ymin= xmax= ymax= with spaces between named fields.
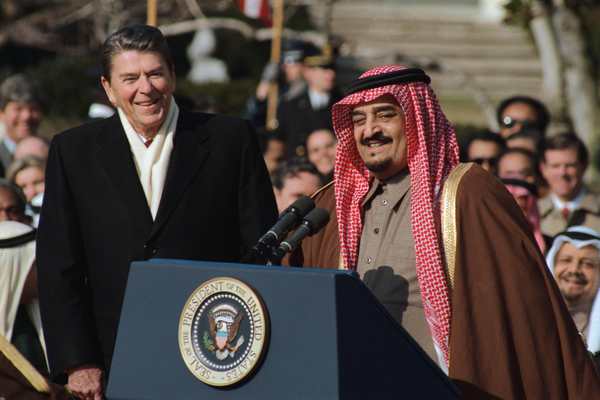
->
xmin=546 ymin=226 xmax=600 ymax=355
xmin=290 ymin=65 xmax=600 ymax=398
xmin=502 ymin=178 xmax=546 ymax=253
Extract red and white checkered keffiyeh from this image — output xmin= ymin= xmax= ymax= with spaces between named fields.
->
xmin=332 ymin=65 xmax=459 ymax=367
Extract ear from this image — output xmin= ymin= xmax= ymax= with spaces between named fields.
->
xmin=539 ymin=160 xmax=549 ymax=179
xmin=100 ymin=76 xmax=117 ymax=107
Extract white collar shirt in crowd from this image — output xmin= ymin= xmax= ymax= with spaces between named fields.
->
xmin=551 ymin=187 xmax=587 ymax=212
xmin=3 ymin=136 xmax=16 ymax=154
xmin=308 ymin=89 xmax=330 ymax=110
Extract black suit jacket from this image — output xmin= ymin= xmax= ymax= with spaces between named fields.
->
xmin=37 ymin=111 xmax=278 ymax=379
xmin=276 ymin=90 xmax=338 ymax=159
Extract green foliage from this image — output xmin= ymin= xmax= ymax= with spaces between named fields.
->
xmin=0 ymin=0 xmax=318 ymax=124
xmin=285 ymin=5 xmax=317 ymax=31
xmin=25 ymin=55 xmax=100 ymax=119
xmin=503 ymin=0 xmax=535 ymax=27
xmin=176 ymin=78 xmax=256 ymax=116
xmin=503 ymin=1 xmax=600 ymax=78
xmin=17 ymin=53 xmax=259 ymax=120
xmin=213 ymin=29 xmax=270 ymax=80
xmin=578 ymin=6 xmax=600 ymax=83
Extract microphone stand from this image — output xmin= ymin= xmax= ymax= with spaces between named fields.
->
xmin=241 ymin=196 xmax=315 ymax=266
xmin=240 ymin=243 xmax=276 ymax=265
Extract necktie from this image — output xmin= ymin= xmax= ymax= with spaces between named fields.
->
xmin=561 ymin=207 xmax=570 ymax=221
xmin=144 ymin=138 xmax=153 ymax=148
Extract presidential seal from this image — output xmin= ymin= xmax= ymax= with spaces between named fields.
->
xmin=178 ymin=277 xmax=268 ymax=387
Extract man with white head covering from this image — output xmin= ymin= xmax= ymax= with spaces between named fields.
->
xmin=546 ymin=226 xmax=600 ymax=354
xmin=0 ymin=221 xmax=68 ymax=399
xmin=290 ymin=65 xmax=600 ymax=398
xmin=0 ymin=221 xmax=44 ymax=369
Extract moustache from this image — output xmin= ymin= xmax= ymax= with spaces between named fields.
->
xmin=561 ymin=271 xmax=587 ymax=285
xmin=360 ymin=132 xmax=392 ymax=146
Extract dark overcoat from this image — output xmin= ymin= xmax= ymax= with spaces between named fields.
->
xmin=37 ymin=111 xmax=278 ymax=379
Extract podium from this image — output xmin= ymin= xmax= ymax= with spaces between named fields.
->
xmin=106 ymin=259 xmax=459 ymax=399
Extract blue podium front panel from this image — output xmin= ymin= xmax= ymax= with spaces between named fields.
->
xmin=107 ymin=259 xmax=458 ymax=399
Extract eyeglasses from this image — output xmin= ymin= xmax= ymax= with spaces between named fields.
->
xmin=471 ymin=157 xmax=498 ymax=167
xmin=501 ymin=116 xmax=537 ymax=129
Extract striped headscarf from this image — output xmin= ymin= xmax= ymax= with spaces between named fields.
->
xmin=331 ymin=65 xmax=459 ymax=367
xmin=502 ymin=179 xmax=546 ymax=253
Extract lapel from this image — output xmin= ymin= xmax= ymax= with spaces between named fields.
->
xmin=538 ymin=196 xmax=554 ymax=218
xmin=297 ymin=91 xmax=311 ymax=112
xmin=95 ymin=116 xmax=154 ymax=234
xmin=0 ymin=140 xmax=13 ymax=169
xmin=578 ymin=189 xmax=600 ymax=213
xmin=149 ymin=111 xmax=211 ymax=240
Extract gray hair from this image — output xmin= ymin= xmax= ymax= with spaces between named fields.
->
xmin=101 ymin=24 xmax=174 ymax=80
xmin=0 ymin=74 xmax=43 ymax=110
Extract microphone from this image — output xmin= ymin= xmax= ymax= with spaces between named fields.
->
xmin=241 ymin=196 xmax=315 ymax=263
xmin=270 ymin=208 xmax=330 ymax=264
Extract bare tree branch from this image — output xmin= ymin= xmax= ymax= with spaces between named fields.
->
xmin=55 ymin=2 xmax=94 ymax=27
xmin=180 ymin=0 xmax=205 ymax=19
xmin=159 ymin=17 xmax=326 ymax=46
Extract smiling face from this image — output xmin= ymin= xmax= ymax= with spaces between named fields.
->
xmin=351 ymin=95 xmax=407 ymax=180
xmin=101 ymin=50 xmax=175 ymax=138
xmin=0 ymin=101 xmax=42 ymax=142
xmin=554 ymin=242 xmax=600 ymax=308
xmin=15 ymin=165 xmax=45 ymax=202
xmin=307 ymin=129 xmax=336 ymax=176
xmin=541 ymin=147 xmax=585 ymax=201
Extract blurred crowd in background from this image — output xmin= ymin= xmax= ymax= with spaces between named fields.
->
xmin=1 ymin=33 xmax=599 ymax=377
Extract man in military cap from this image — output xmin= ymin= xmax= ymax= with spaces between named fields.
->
xmin=244 ymin=39 xmax=307 ymax=129
xmin=277 ymin=42 xmax=340 ymax=159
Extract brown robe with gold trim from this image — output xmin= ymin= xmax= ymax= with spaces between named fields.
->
xmin=0 ymin=350 xmax=68 ymax=400
xmin=290 ymin=164 xmax=600 ymax=399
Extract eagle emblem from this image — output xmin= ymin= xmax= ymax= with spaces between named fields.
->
xmin=207 ymin=304 xmax=245 ymax=360
xmin=179 ymin=277 xmax=268 ymax=387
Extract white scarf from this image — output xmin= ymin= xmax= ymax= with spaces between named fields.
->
xmin=0 ymin=221 xmax=46 ymax=360
xmin=546 ymin=226 xmax=600 ymax=353
xmin=118 ymin=99 xmax=179 ymax=219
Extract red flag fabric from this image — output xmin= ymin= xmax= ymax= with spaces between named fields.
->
xmin=237 ymin=0 xmax=272 ymax=26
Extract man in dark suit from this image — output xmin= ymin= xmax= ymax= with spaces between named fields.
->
xmin=37 ymin=25 xmax=277 ymax=399
xmin=277 ymin=43 xmax=339 ymax=159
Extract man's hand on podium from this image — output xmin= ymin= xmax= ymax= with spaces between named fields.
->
xmin=66 ymin=365 xmax=104 ymax=400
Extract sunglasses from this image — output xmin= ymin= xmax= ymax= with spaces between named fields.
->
xmin=501 ymin=116 xmax=538 ymax=129
xmin=471 ymin=157 xmax=498 ymax=167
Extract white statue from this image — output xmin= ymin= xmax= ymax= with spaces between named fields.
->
xmin=187 ymin=28 xmax=230 ymax=84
